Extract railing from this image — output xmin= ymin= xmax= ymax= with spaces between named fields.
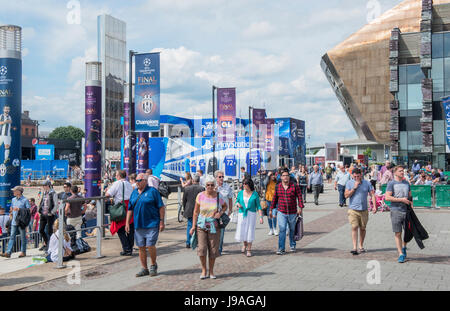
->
xmin=380 ymin=183 xmax=450 ymax=209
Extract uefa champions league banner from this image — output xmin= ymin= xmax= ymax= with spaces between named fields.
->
xmin=85 ymin=85 xmax=102 ymax=197
xmin=265 ymin=118 xmax=275 ymax=152
xmin=0 ymin=58 xmax=21 ymax=211
xmin=443 ymin=96 xmax=450 ymax=151
xmin=217 ymin=88 xmax=236 ymax=142
xmin=252 ymin=108 xmax=266 ymax=149
xmin=135 ymin=53 xmax=160 ymax=132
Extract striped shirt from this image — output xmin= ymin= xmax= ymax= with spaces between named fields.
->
xmin=0 ymin=114 xmax=12 ymax=136
xmin=271 ymin=182 xmax=304 ymax=215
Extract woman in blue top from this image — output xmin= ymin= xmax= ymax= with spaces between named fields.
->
xmin=234 ymin=178 xmax=263 ymax=257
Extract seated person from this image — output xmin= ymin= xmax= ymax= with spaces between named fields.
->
xmin=46 ymin=219 xmax=75 ymax=263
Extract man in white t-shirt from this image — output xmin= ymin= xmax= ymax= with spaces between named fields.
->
xmin=106 ymin=170 xmax=134 ymax=256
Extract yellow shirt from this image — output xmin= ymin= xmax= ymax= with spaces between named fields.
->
xmin=265 ymin=180 xmax=276 ymax=202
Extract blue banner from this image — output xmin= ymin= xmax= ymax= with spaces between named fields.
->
xmin=135 ymin=53 xmax=160 ymax=132
xmin=35 ymin=144 xmax=55 ymax=160
xmin=20 ymin=160 xmax=68 ymax=180
xmin=444 ymin=96 xmax=450 ymax=151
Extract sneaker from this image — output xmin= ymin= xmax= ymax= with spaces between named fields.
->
xmin=402 ymin=247 xmax=407 ymax=258
xmin=136 ymin=268 xmax=149 ymax=277
xmin=276 ymin=250 xmax=285 ymax=255
xmin=1 ymin=253 xmax=11 ymax=258
xmin=289 ymin=247 xmax=296 ymax=253
xmin=268 ymin=229 xmax=274 ymax=236
xmin=398 ymin=254 xmax=406 ymax=263
xmin=39 ymin=245 xmax=46 ymax=251
xmin=150 ymin=264 xmax=158 ymax=277
xmin=274 ymin=229 xmax=279 ymax=236
xmin=186 ymin=244 xmax=191 ymax=249
xmin=18 ymin=252 xmax=26 ymax=258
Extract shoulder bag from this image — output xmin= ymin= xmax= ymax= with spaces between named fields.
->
xmin=217 ymin=192 xmax=230 ymax=229
xmin=109 ymin=182 xmax=127 ymax=222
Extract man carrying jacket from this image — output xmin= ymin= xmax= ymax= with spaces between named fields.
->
xmin=38 ymin=181 xmax=58 ymax=252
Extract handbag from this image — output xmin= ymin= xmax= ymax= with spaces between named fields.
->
xmin=190 ymin=230 xmax=198 ymax=250
xmin=109 ymin=182 xmax=127 ymax=222
xmin=294 ymin=215 xmax=304 ymax=241
xmin=217 ymin=194 xmax=230 ymax=229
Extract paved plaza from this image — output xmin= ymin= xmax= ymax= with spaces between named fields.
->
xmin=1 ymin=183 xmax=449 ymax=291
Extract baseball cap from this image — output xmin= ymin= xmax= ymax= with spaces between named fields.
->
xmin=12 ymin=186 xmax=24 ymax=193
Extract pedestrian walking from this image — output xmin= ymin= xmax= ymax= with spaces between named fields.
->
xmin=385 ymin=166 xmax=413 ymax=263
xmin=380 ymin=164 xmax=394 ymax=185
xmin=235 ymin=178 xmax=263 ymax=257
xmin=325 ymin=163 xmax=333 ymax=184
xmin=263 ymin=171 xmax=278 ymax=235
xmin=308 ymin=165 xmax=323 ymax=205
xmin=412 ymin=160 xmax=421 ymax=176
xmin=296 ymin=166 xmax=308 ymax=204
xmin=344 ymin=168 xmax=377 ymax=255
xmin=126 ymin=173 xmax=165 ymax=277
xmin=106 ymin=170 xmax=134 ymax=256
xmin=38 ymin=181 xmax=58 ymax=252
xmin=182 ymin=174 xmax=204 ymax=248
xmin=335 ymin=164 xmax=351 ymax=207
xmin=180 ymin=172 xmax=193 ymax=188
xmin=65 ymin=185 xmax=86 ymax=239
xmin=189 ymin=175 xmax=227 ymax=279
xmin=271 ymin=168 xmax=304 ymax=255
xmin=369 ymin=164 xmax=378 ymax=191
xmin=1 ymin=186 xmax=31 ymax=258
xmin=147 ymin=169 xmax=160 ymax=190
xmin=215 ymin=171 xmax=233 ymax=255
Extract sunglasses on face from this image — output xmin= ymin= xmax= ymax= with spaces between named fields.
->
xmin=206 ymin=184 xmax=215 ymax=187
xmin=136 ymin=179 xmax=144 ymax=182
xmin=217 ymin=176 xmax=224 ymax=178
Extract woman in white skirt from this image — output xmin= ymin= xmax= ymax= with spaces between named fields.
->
xmin=235 ymin=178 xmax=263 ymax=257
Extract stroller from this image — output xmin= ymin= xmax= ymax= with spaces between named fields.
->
xmin=369 ymin=190 xmax=390 ymax=212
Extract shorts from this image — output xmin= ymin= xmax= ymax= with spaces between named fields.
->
xmin=0 ymin=136 xmax=11 ymax=147
xmin=347 ymin=209 xmax=369 ymax=229
xmin=390 ymin=210 xmax=407 ymax=233
xmin=326 ymin=174 xmax=332 ymax=179
xmin=197 ymin=227 xmax=220 ymax=258
xmin=135 ymin=227 xmax=159 ymax=247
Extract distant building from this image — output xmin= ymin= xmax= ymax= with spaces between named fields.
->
xmin=21 ymin=110 xmax=38 ymax=160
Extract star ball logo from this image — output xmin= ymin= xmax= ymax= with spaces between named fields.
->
xmin=0 ymin=66 xmax=7 ymax=76
xmin=144 ymin=58 xmax=151 ymax=67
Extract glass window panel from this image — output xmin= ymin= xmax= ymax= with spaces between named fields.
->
xmin=407 ymin=65 xmax=425 ymax=84
xmin=407 ymin=109 xmax=421 ymax=117
xmin=434 ymin=91 xmax=444 ymax=101
xmin=407 ymin=84 xmax=422 ymax=110
xmin=398 ymin=84 xmax=407 ymax=110
xmin=432 ymin=58 xmax=443 ymax=80
xmin=399 ymin=65 xmax=407 ymax=84
xmin=444 ymin=32 xmax=450 ymax=57
xmin=434 ymin=79 xmax=444 ymax=92
xmin=399 ymin=110 xmax=408 ymax=117
xmin=433 ymin=33 xmax=444 ymax=58
xmin=433 ymin=121 xmax=446 ymax=145
xmin=433 ymin=101 xmax=445 ymax=120
xmin=408 ymin=131 xmax=422 ymax=151
xmin=399 ymin=117 xmax=407 ymax=131
xmin=405 ymin=116 xmax=421 ymax=131
xmin=400 ymin=131 xmax=408 ymax=151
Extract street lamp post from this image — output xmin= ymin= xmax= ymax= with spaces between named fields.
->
xmin=248 ymin=106 xmax=253 ymax=177
xmin=212 ymin=85 xmax=217 ymax=175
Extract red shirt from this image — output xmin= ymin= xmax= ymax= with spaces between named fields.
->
xmin=271 ymin=182 xmax=304 ymax=215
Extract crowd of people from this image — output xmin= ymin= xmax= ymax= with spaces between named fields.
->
xmin=0 ymin=159 xmax=447 ymax=278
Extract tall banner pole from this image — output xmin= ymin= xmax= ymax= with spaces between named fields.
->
xmin=123 ymin=100 xmax=136 ymax=176
xmin=84 ymin=62 xmax=102 ymax=197
xmin=212 ymin=85 xmax=217 ymax=175
xmin=0 ymin=25 xmax=22 ymax=212
xmin=128 ymin=50 xmax=137 ymax=176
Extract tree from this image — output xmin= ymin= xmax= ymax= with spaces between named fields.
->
xmin=49 ymin=126 xmax=84 ymax=141
xmin=363 ymin=147 xmax=373 ymax=158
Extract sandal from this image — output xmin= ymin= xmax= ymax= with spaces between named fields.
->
xmin=241 ymin=246 xmax=246 ymax=253
xmin=358 ymin=248 xmax=366 ymax=253
xmin=246 ymin=251 xmax=252 ymax=257
xmin=350 ymin=250 xmax=359 ymax=256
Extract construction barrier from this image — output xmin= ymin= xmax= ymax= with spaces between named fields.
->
xmin=411 ymin=185 xmax=432 ymax=207
xmin=381 ymin=183 xmax=447 ymax=208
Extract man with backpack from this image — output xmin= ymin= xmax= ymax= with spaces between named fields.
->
xmin=1 ymin=186 xmax=31 ymax=258
xmin=38 ymin=181 xmax=58 ymax=252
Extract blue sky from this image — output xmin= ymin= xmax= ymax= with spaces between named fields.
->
xmin=1 ymin=0 xmax=402 ymax=145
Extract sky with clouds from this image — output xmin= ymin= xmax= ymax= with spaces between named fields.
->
xmin=1 ymin=0 xmax=403 ymax=145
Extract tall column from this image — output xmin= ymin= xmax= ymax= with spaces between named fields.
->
xmin=123 ymin=100 xmax=136 ymax=176
xmin=84 ymin=62 xmax=102 ymax=198
xmin=0 ymin=25 xmax=22 ymax=212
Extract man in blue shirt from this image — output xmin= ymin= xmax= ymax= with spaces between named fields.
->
xmin=345 ymin=168 xmax=376 ymax=255
xmin=126 ymin=173 xmax=165 ymax=277
xmin=412 ymin=160 xmax=421 ymax=176
xmin=308 ymin=165 xmax=323 ymax=205
xmin=1 ymin=186 xmax=31 ymax=258
xmin=335 ymin=164 xmax=351 ymax=207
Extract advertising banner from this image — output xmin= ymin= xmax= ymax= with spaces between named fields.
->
xmin=0 ymin=57 xmax=21 ymax=211
xmin=85 ymin=85 xmax=102 ymax=197
xmin=217 ymin=88 xmax=236 ymax=142
xmin=252 ymin=108 xmax=266 ymax=149
xmin=123 ymin=101 xmax=136 ymax=175
xmin=35 ymin=144 xmax=55 ymax=160
xmin=443 ymin=96 xmax=450 ymax=152
xmin=265 ymin=118 xmax=275 ymax=152
xmin=135 ymin=53 xmax=160 ymax=132
xmin=137 ymin=132 xmax=149 ymax=174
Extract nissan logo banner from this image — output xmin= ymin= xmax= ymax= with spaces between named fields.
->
xmin=217 ymin=88 xmax=236 ymax=143
xmin=135 ymin=53 xmax=160 ymax=132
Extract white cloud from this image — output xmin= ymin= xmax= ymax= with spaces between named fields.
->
xmin=68 ymin=46 xmax=97 ymax=82
xmin=243 ymin=21 xmax=274 ymax=38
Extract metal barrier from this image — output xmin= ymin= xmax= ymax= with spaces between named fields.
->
xmin=57 ymin=196 xmax=108 ymax=269
xmin=381 ymin=183 xmax=449 ymax=209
